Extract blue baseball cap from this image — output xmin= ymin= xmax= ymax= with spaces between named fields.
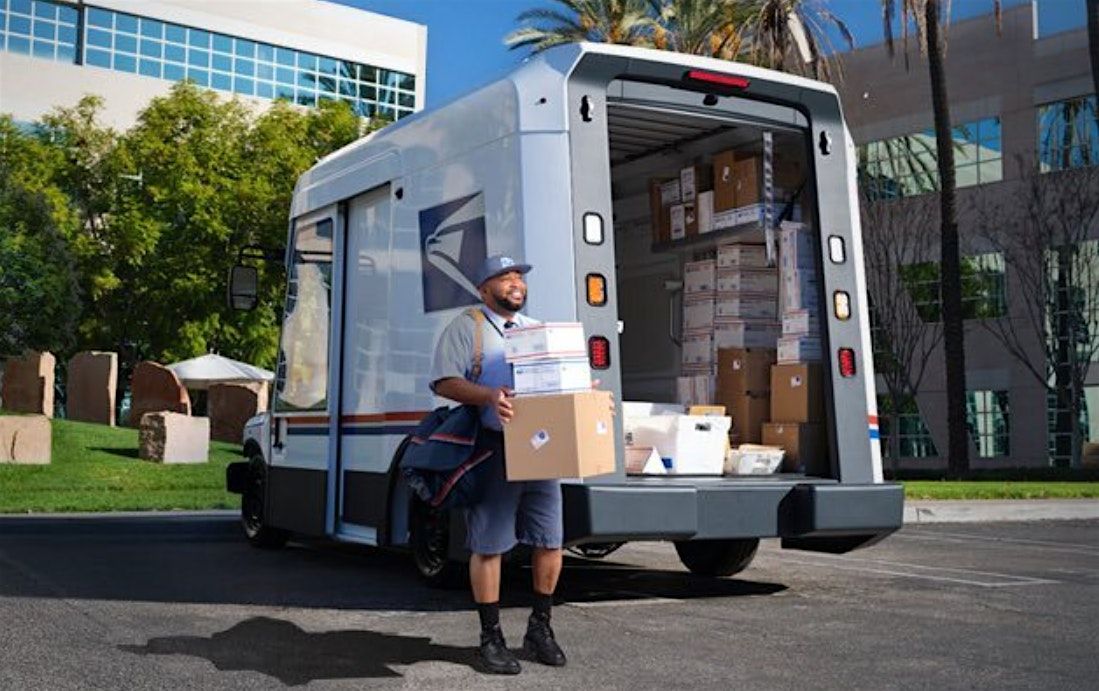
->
xmin=475 ymin=254 xmax=532 ymax=287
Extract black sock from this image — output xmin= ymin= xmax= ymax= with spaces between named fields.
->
xmin=477 ymin=602 xmax=500 ymax=631
xmin=532 ymin=592 xmax=553 ymax=620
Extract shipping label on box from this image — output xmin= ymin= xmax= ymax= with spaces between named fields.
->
xmin=717 ymin=244 xmax=768 ymax=268
xmin=684 ymin=259 xmax=716 ymax=294
xmin=697 ymin=190 xmax=715 ymax=234
xmin=670 ymin=203 xmax=686 ymax=240
xmin=770 ymin=362 xmax=824 ymax=423
xmin=505 ymin=390 xmax=616 ymax=481
xmin=681 ymin=332 xmax=714 ymax=366
xmin=683 ymin=295 xmax=715 ymax=331
xmin=714 ymin=320 xmax=782 ymax=349
xmin=715 ymin=294 xmax=778 ymax=321
xmin=513 ymin=358 xmax=592 ymax=395
xmin=717 ymin=347 xmax=776 ymax=397
xmin=777 ymin=335 xmax=823 ymax=363
xmin=716 ymin=268 xmax=779 ymax=294
xmin=680 ymin=165 xmax=697 ymax=202
xmin=660 ymin=179 xmax=681 ymax=206
xmin=505 ymin=322 xmax=586 ymax=362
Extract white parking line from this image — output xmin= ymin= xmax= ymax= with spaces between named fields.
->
xmin=773 ymin=555 xmax=1060 ymax=588
xmin=566 ymin=593 xmax=682 ymax=609
xmin=896 ymin=530 xmax=1099 ymax=556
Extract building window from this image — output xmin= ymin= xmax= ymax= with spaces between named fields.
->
xmin=901 ymin=252 xmax=1007 ymax=322
xmin=878 ymin=395 xmax=937 ymax=459
xmin=0 ymin=0 xmax=78 ymax=63
xmin=1038 ymin=95 xmax=1098 ymax=171
xmin=858 ymin=117 xmax=1003 ymax=199
xmin=967 ymin=390 xmax=1010 ymax=458
xmin=75 ymin=5 xmax=417 ymax=120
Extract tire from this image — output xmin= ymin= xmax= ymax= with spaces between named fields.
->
xmin=409 ymin=497 xmax=466 ymax=589
xmin=674 ymin=538 xmax=759 ymax=577
xmin=241 ymin=454 xmax=290 ymax=549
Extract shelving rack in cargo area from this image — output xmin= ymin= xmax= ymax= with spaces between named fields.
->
xmin=225 ymin=42 xmax=904 ymax=585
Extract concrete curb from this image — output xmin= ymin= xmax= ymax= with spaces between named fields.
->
xmin=905 ymin=499 xmax=1099 ymax=524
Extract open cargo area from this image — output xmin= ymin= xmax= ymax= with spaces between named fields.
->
xmin=606 ymin=94 xmax=831 ymax=481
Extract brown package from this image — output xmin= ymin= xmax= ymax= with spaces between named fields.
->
xmin=718 ymin=391 xmax=769 ymax=444
xmin=504 ymin=390 xmax=616 ymax=481
xmin=712 ymin=150 xmax=737 ymax=212
xmin=717 ymin=348 xmax=776 ymax=398
xmin=733 ymin=153 xmax=763 ymax=206
xmin=649 ymin=179 xmax=671 ymax=244
xmin=770 ymin=363 xmax=824 ymax=423
xmin=762 ymin=422 xmax=826 ymax=473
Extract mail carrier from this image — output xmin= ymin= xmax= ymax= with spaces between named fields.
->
xmin=226 ymin=42 xmax=904 ymax=584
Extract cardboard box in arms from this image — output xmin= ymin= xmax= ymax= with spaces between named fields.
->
xmin=504 ymin=390 xmax=615 ymax=481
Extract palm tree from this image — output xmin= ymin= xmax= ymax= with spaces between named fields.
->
xmin=881 ymin=0 xmax=1001 ymax=477
xmin=505 ymin=0 xmax=660 ymax=53
xmin=741 ymin=0 xmax=855 ymax=82
xmin=648 ymin=0 xmax=752 ymax=58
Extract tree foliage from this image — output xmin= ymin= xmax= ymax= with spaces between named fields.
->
xmin=0 ymin=84 xmax=381 ymax=371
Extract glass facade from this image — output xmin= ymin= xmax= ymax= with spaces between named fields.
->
xmin=902 ymin=252 xmax=1007 ymax=322
xmin=0 ymin=0 xmax=78 ymax=63
xmin=858 ymin=117 xmax=1003 ymax=199
xmin=1 ymin=1 xmax=416 ymax=120
xmin=878 ymin=395 xmax=937 ymax=459
xmin=967 ymin=390 xmax=1010 ymax=458
xmin=1037 ymin=95 xmax=1098 ymax=172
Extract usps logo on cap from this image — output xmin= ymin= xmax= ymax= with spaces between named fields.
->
xmin=500 ymin=257 xmax=514 ymax=268
xmin=419 ymin=193 xmax=488 ymax=313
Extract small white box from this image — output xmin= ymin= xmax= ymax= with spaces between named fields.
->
xmin=778 ymin=336 xmax=823 ymax=363
xmin=717 ymin=244 xmax=769 ymax=269
xmin=505 ymin=322 xmax=586 ymax=363
xmin=780 ymin=222 xmax=815 ymax=271
xmin=782 ymin=269 xmax=820 ymax=311
xmin=681 ymin=332 xmax=714 ymax=366
xmin=714 ymin=320 xmax=782 ymax=348
xmin=716 ymin=268 xmax=778 ymax=294
xmin=660 ymin=179 xmax=681 ymax=206
xmin=782 ymin=309 xmax=820 ymax=336
xmin=624 ymin=414 xmax=731 ymax=475
xmin=726 ymin=444 xmax=785 ymax=475
xmin=715 ymin=294 xmax=778 ymax=321
xmin=684 ymin=260 xmax=716 ymax=294
xmin=675 ymin=375 xmax=714 ymax=407
xmin=623 ymin=401 xmax=685 ymax=418
xmin=712 ymin=208 xmax=738 ymax=231
xmin=512 ymin=358 xmax=592 ymax=395
xmin=670 ymin=204 xmax=686 ymax=240
xmin=697 ymin=191 xmax=715 ymax=234
xmin=680 ymin=166 xmax=697 ymax=202
xmin=683 ymin=296 xmax=715 ymax=331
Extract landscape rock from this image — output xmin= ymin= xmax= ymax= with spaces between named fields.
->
xmin=1 ymin=352 xmax=55 ymax=417
xmin=67 ymin=351 xmax=118 ymax=426
xmin=0 ymin=415 xmax=51 ymax=464
xmin=130 ymin=361 xmax=190 ymax=427
xmin=138 ymin=412 xmax=209 ymax=464
xmin=208 ymin=382 xmax=267 ymax=443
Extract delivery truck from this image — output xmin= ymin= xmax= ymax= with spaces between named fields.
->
xmin=225 ymin=42 xmax=904 ymax=585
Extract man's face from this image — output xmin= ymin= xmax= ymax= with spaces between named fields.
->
xmin=480 ymin=271 xmax=527 ymax=313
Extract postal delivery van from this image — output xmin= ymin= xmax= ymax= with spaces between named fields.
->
xmin=226 ymin=42 xmax=904 ymax=585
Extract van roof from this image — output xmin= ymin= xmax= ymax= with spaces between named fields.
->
xmin=292 ymin=43 xmax=837 ymax=218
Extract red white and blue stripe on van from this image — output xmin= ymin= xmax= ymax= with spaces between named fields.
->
xmin=284 ymin=412 xmax=427 ymax=436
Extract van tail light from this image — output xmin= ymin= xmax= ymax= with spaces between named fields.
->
xmin=589 ymin=336 xmax=611 ymax=370
xmin=586 ymin=273 xmax=607 ymax=306
xmin=684 ymin=70 xmax=750 ymax=90
xmin=838 ymin=348 xmax=857 ymax=378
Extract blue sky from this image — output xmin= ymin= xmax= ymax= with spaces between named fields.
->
xmin=338 ymin=0 xmax=1086 ymax=109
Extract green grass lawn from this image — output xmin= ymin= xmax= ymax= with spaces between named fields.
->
xmin=0 ymin=418 xmax=242 ymax=513
xmin=904 ymin=481 xmax=1099 ymax=500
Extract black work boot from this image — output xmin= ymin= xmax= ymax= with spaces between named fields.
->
xmin=477 ymin=625 xmax=521 ymax=675
xmin=523 ymin=612 xmax=567 ymax=667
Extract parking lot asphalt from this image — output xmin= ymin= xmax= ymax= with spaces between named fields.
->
xmin=1 ymin=514 xmax=1096 ymax=690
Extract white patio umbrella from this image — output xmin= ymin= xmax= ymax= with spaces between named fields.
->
xmin=166 ymin=353 xmax=274 ymax=391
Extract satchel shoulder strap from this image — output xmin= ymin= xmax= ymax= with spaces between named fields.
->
xmin=465 ymin=307 xmax=485 ymax=382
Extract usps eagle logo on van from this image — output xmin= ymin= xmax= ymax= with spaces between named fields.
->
xmin=419 ymin=193 xmax=488 ymax=313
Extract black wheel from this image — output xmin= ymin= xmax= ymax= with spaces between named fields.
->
xmin=674 ymin=538 xmax=759 ymax=577
xmin=409 ymin=497 xmax=466 ymax=589
xmin=241 ymin=454 xmax=290 ymax=549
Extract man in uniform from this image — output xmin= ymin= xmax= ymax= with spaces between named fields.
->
xmin=430 ymin=255 xmax=567 ymax=675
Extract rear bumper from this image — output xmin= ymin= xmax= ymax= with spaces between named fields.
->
xmin=562 ymin=479 xmax=904 ymax=547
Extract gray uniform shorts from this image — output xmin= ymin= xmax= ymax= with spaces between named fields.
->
xmin=465 ymin=430 xmax=563 ymax=555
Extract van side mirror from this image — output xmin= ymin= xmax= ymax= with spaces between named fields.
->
xmin=228 ymin=264 xmax=259 ymax=311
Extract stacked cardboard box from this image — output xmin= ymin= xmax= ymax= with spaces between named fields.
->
xmin=504 ymin=323 xmax=615 ymax=480
xmin=715 ymin=347 xmax=775 ymax=445
xmin=649 ymin=164 xmax=716 ymax=244
xmin=777 ymin=222 xmax=822 ymax=363
xmin=763 ymin=362 xmax=827 ymax=473
xmin=714 ymin=243 xmax=780 ymax=351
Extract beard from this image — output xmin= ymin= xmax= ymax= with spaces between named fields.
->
xmin=491 ymin=290 xmax=526 ymax=313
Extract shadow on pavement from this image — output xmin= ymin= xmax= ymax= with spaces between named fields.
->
xmin=120 ymin=616 xmax=475 ymax=685
xmin=0 ymin=514 xmax=786 ymax=611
